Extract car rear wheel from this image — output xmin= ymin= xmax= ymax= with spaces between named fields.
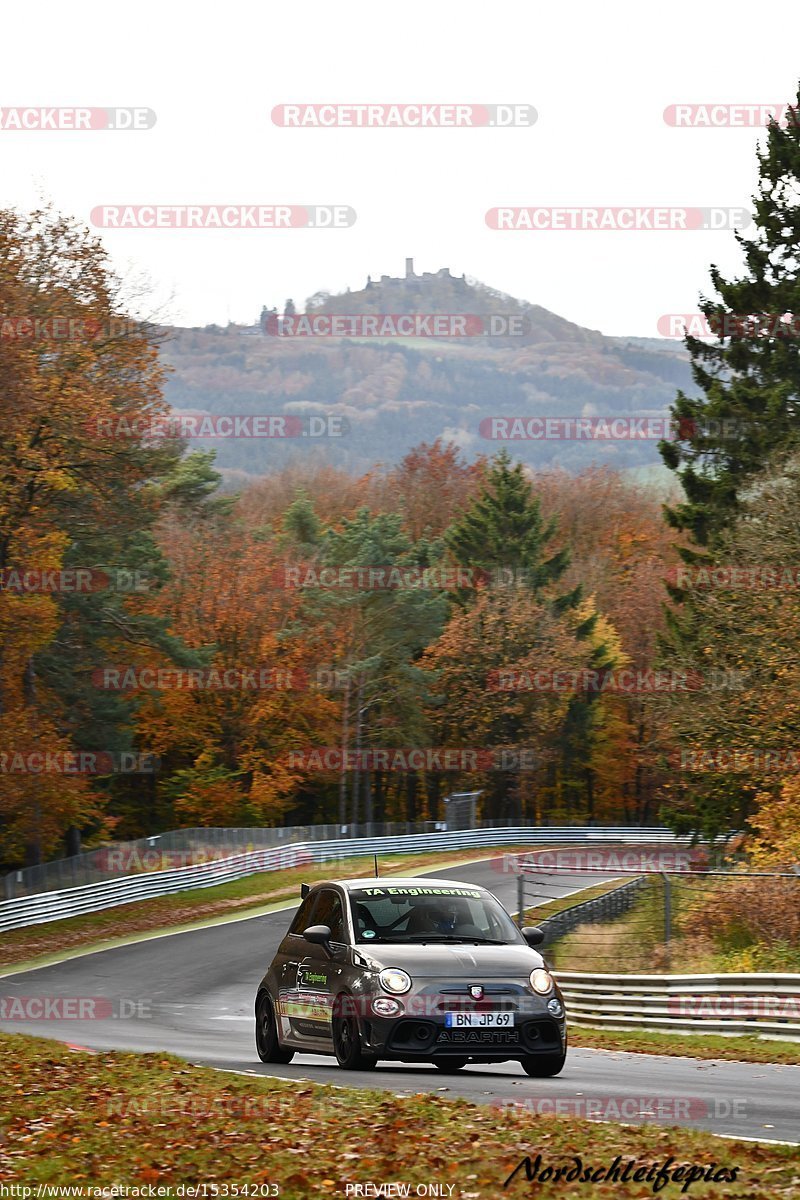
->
xmin=332 ymin=994 xmax=377 ymax=1070
xmin=520 ymin=1050 xmax=566 ymax=1077
xmin=255 ymin=992 xmax=294 ymax=1064
xmin=433 ymin=1057 xmax=469 ymax=1073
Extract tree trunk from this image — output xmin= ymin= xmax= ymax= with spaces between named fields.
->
xmin=350 ymin=675 xmax=365 ymax=828
xmin=22 ymin=657 xmax=42 ymax=865
xmin=338 ymin=675 xmax=350 ymax=826
xmin=405 ymin=771 xmax=418 ymax=823
xmin=64 ymin=826 xmax=81 ymax=857
xmin=373 ymin=769 xmax=385 ymax=823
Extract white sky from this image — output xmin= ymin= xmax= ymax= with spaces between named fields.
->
xmin=4 ymin=0 xmax=800 ymax=337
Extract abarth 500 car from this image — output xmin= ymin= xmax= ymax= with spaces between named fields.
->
xmin=255 ymin=875 xmax=566 ymax=1075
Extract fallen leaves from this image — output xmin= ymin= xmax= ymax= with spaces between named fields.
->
xmin=0 ymin=1031 xmax=798 ymax=1198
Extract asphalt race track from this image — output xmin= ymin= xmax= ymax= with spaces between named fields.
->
xmin=1 ymin=858 xmax=798 ymax=1144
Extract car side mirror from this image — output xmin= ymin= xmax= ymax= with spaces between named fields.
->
xmin=522 ymin=925 xmax=545 ymax=947
xmin=303 ymin=924 xmax=332 ymax=947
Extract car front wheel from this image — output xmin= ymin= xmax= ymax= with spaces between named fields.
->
xmin=520 ymin=1050 xmax=566 ymax=1077
xmin=332 ymin=994 xmax=378 ymax=1070
xmin=255 ymin=992 xmax=295 ymax=1064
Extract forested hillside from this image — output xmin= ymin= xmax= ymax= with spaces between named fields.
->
xmin=160 ymin=269 xmax=691 ymax=479
xmin=5 ymin=97 xmax=800 ymax=879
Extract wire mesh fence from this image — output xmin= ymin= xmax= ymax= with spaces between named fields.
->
xmin=517 ymin=858 xmax=800 ymax=974
xmin=2 ymin=822 xmax=435 ymax=899
xmin=1 ymin=819 xmax=682 ymax=900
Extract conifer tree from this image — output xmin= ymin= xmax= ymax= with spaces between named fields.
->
xmin=660 ymin=83 xmax=800 ymax=546
xmin=445 ymin=450 xmax=579 ymax=609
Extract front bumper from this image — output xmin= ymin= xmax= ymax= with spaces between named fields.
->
xmin=358 ymin=982 xmax=567 ymax=1061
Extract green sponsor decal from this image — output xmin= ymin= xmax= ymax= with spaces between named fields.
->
xmin=298 ymin=965 xmax=329 ymax=988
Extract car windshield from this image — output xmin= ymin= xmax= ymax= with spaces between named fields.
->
xmin=348 ymin=884 xmax=523 ymax=944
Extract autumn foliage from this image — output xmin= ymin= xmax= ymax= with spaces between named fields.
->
xmin=5 ymin=205 xmax=800 ymax=870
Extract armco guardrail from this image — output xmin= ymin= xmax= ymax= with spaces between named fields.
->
xmin=4 ymin=821 xmax=448 ymax=898
xmin=0 ymin=826 xmax=695 ymax=932
xmin=3 ymin=818 xmax=703 ymax=899
xmin=556 ymin=972 xmax=800 ymax=1041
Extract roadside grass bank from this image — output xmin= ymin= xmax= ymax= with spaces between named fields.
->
xmin=546 ymin=876 xmax=800 ymax=975
xmin=0 ymin=1033 xmax=797 ymax=1198
xmin=0 ymin=846 xmax=536 ymax=972
xmin=546 ymin=877 xmax=687 ymax=973
xmin=567 ymin=1026 xmax=800 ymax=1065
xmin=522 ymin=877 xmax=628 ymax=923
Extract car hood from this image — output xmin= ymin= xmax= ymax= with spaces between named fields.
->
xmin=356 ymin=941 xmax=545 ymax=978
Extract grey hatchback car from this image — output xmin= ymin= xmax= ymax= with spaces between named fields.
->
xmin=255 ymin=875 xmax=567 ymax=1075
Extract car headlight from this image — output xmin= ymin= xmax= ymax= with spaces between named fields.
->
xmin=530 ymin=968 xmax=554 ymax=994
xmin=379 ymin=968 xmax=412 ymax=995
xmin=547 ymin=997 xmax=564 ymax=1018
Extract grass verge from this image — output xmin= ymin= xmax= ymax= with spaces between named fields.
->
xmin=0 ymin=1033 xmax=798 ymax=1197
xmin=546 ymin=877 xmax=800 ymax=975
xmin=546 ymin=877 xmax=671 ymax=973
xmin=523 ymin=877 xmax=628 ymax=923
xmin=568 ymin=1026 xmax=800 ymax=1065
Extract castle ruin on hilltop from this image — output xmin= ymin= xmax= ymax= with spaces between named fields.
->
xmin=260 ymin=260 xmax=471 ymax=326
xmin=365 ymin=258 xmax=468 ymax=289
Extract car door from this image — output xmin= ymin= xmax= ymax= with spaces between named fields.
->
xmin=281 ymin=887 xmax=348 ymax=1049
xmin=294 ymin=887 xmax=349 ymax=1045
xmin=273 ymin=893 xmax=317 ymax=1044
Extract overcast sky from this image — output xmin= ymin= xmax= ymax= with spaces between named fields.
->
xmin=4 ymin=0 xmax=800 ymax=337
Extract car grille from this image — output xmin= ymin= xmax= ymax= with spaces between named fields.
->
xmin=430 ymin=985 xmax=520 ymax=1013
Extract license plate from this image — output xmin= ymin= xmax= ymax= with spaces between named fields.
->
xmin=444 ymin=1011 xmax=515 ymax=1028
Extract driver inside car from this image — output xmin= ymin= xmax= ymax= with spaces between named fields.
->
xmin=407 ymin=897 xmax=474 ymax=936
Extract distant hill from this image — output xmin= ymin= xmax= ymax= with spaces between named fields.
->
xmin=159 ymin=261 xmax=693 ymax=481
